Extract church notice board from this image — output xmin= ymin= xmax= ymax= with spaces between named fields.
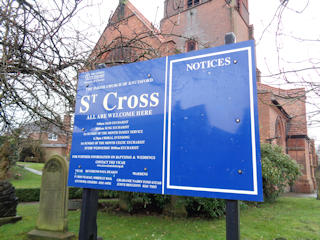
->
xmin=68 ymin=40 xmax=263 ymax=202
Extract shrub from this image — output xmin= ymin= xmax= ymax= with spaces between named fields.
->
xmin=118 ymin=192 xmax=170 ymax=213
xmin=69 ymin=187 xmax=83 ymax=199
xmin=185 ymin=197 xmax=226 ymax=218
xmin=260 ymin=143 xmax=300 ymax=202
xmin=15 ymin=188 xmax=40 ymax=202
xmin=115 ymin=193 xmax=227 ymax=219
xmin=99 ymin=190 xmax=119 ymax=199
xmin=19 ymin=140 xmax=45 ymax=163
xmin=0 ymin=134 xmax=20 ymax=167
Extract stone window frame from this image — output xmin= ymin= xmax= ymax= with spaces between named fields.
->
xmin=275 ymin=116 xmax=286 ymax=148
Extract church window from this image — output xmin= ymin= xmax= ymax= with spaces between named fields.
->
xmin=118 ymin=1 xmax=125 ymax=20
xmin=186 ymin=40 xmax=197 ymax=52
xmin=48 ymin=133 xmax=58 ymax=141
xmin=275 ymin=116 xmax=286 ymax=149
xmin=187 ymin=0 xmax=200 ymax=8
xmin=109 ymin=46 xmax=133 ymax=64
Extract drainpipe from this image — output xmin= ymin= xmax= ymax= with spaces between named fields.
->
xmin=227 ymin=0 xmax=237 ymax=36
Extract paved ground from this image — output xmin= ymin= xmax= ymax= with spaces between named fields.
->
xmin=17 ymin=165 xmax=42 ymax=176
xmin=282 ymin=192 xmax=317 ymax=198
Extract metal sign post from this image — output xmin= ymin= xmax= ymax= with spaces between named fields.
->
xmin=225 ymin=32 xmax=240 ymax=240
xmin=226 ymin=200 xmax=240 ymax=240
xmin=79 ymin=188 xmax=100 ymax=240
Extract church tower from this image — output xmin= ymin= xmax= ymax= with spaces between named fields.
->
xmin=160 ymin=0 xmax=251 ymax=52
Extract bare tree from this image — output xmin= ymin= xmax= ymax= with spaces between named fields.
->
xmin=254 ymin=0 xmax=320 ymax=143
xmin=0 ymin=0 xmax=180 ymax=135
xmin=0 ymin=0 xmax=92 ymax=132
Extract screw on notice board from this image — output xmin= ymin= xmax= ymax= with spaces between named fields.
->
xmin=78 ymin=165 xmax=81 ymax=169
xmin=235 ymin=118 xmax=240 ymax=123
xmin=144 ymin=168 xmax=147 ymax=171
xmin=233 ymin=60 xmax=238 ymax=64
xmin=147 ymin=74 xmax=151 ymax=78
xmin=238 ymin=170 xmax=243 ymax=174
xmin=82 ymin=128 xmax=85 ymax=131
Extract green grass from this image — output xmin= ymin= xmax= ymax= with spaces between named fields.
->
xmin=240 ymin=198 xmax=320 ymax=239
xmin=9 ymin=166 xmax=42 ymax=189
xmin=16 ymin=162 xmax=44 ymax=172
xmin=1 ymin=197 xmax=320 ymax=240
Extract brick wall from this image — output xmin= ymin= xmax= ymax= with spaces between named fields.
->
xmin=161 ymin=0 xmax=249 ymax=52
xmin=258 ymin=83 xmax=317 ymax=193
xmin=258 ymin=83 xmax=307 ymax=136
xmin=257 ymin=92 xmax=272 ymax=141
xmin=287 ymin=137 xmax=315 ymax=192
xmin=89 ymin=1 xmax=174 ymax=68
xmin=257 ymin=89 xmax=289 ymax=149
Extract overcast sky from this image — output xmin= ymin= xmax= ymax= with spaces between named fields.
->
xmin=77 ymin=0 xmax=319 ymax=146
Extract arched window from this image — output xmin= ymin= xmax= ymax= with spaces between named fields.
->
xmin=105 ymin=45 xmax=134 ymax=65
xmin=186 ymin=40 xmax=197 ymax=52
xmin=275 ymin=116 xmax=286 ymax=149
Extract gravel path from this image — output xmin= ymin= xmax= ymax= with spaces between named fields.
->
xmin=282 ymin=192 xmax=317 ymax=198
xmin=17 ymin=165 xmax=42 ymax=176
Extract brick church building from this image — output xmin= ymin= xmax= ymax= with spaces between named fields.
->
xmin=88 ymin=0 xmax=318 ymax=193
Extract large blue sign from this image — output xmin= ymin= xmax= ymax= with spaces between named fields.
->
xmin=68 ymin=40 xmax=263 ymax=202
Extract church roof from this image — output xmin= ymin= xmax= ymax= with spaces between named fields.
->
xmin=124 ymin=1 xmax=166 ymax=43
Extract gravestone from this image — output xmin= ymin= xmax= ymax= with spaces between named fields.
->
xmin=28 ymin=155 xmax=75 ymax=240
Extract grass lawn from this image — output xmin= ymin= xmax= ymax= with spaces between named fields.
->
xmin=9 ymin=165 xmax=42 ymax=189
xmin=16 ymin=161 xmax=44 ymax=172
xmin=0 ymin=197 xmax=319 ymax=240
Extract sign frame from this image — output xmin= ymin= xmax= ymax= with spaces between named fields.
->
xmin=68 ymin=40 xmax=263 ymax=202
xmin=165 ymin=45 xmax=260 ymax=198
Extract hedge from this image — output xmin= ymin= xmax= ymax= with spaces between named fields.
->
xmin=15 ymin=188 xmax=119 ymax=202
xmin=15 ymin=188 xmax=40 ymax=202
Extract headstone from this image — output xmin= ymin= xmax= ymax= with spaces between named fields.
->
xmin=28 ymin=155 xmax=75 ymax=240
